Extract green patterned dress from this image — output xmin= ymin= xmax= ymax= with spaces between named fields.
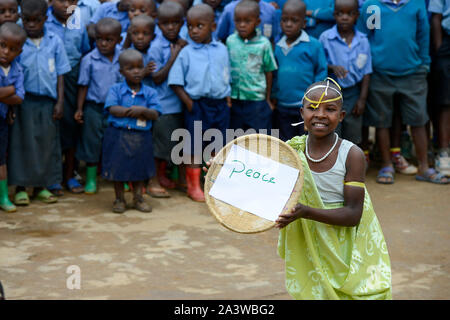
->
xmin=278 ymin=135 xmax=392 ymax=300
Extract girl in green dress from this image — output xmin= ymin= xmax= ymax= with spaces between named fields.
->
xmin=275 ymin=78 xmax=392 ymax=299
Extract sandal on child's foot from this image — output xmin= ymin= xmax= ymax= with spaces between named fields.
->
xmin=34 ymin=189 xmax=58 ymax=204
xmin=133 ymin=196 xmax=152 ymax=213
xmin=47 ymin=184 xmax=64 ymax=197
xmin=66 ymin=178 xmax=84 ymax=194
xmin=376 ymin=166 xmax=395 ymax=184
xmin=14 ymin=191 xmax=30 ymax=206
xmin=415 ymin=168 xmax=450 ymax=185
xmin=112 ymin=199 xmax=127 ymax=214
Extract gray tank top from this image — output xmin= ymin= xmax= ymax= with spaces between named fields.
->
xmin=310 ymin=139 xmax=355 ymax=204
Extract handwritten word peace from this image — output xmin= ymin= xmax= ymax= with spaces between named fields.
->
xmin=228 ymin=160 xmax=276 ymax=184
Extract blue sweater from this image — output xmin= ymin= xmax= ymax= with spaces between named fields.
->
xmin=273 ymin=32 xmax=328 ymax=108
xmin=357 ymin=0 xmax=430 ymax=76
xmin=304 ymin=0 xmax=335 ymax=38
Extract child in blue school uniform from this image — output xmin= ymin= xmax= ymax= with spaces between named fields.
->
xmin=126 ymin=15 xmax=156 ymax=87
xmin=9 ymin=0 xmax=72 ymax=205
xmin=319 ymin=0 xmax=372 ymax=146
xmin=168 ymin=4 xmax=232 ymax=202
xmin=121 ymin=0 xmax=158 ymax=47
xmin=88 ymin=0 xmax=131 ymax=39
xmin=304 ymin=0 xmax=335 ymax=38
xmin=146 ymin=0 xmax=187 ymax=198
xmin=74 ymin=18 xmax=123 ymax=194
xmin=358 ymin=0 xmax=448 ymax=184
xmin=0 ymin=23 xmax=26 ymax=213
xmin=0 ymin=0 xmax=20 ymax=25
xmin=102 ymin=49 xmax=162 ymax=213
xmin=272 ymin=0 xmax=327 ymax=141
xmin=45 ymin=0 xmax=91 ymax=195
xmin=217 ymin=0 xmax=280 ymax=42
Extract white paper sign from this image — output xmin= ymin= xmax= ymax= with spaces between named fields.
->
xmin=208 ymin=144 xmax=299 ymax=222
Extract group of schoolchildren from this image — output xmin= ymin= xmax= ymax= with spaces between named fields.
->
xmin=0 ymin=0 xmax=449 ymax=215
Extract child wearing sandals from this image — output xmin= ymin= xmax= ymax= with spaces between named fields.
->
xmin=275 ymin=78 xmax=392 ymax=299
xmin=358 ymin=0 xmax=449 ymax=184
xmin=0 ymin=23 xmax=26 ymax=213
xmin=8 ymin=0 xmax=71 ymax=206
xmin=101 ymin=49 xmax=161 ymax=213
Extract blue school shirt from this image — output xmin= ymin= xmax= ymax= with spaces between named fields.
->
xmin=319 ymin=25 xmax=372 ymax=88
xmin=273 ymin=31 xmax=328 ymax=108
xmin=304 ymin=0 xmax=335 ymax=38
xmin=104 ymin=81 xmax=162 ymax=131
xmin=78 ymin=47 xmax=122 ymax=104
xmin=216 ymin=0 xmax=280 ymax=41
xmin=78 ymin=0 xmax=101 ymax=28
xmin=357 ymin=0 xmax=430 ymax=76
xmin=18 ymin=32 xmax=72 ymax=99
xmin=168 ymin=40 xmax=231 ymax=100
xmin=0 ymin=60 xmax=25 ymax=119
xmin=90 ymin=1 xmax=130 ymax=32
xmin=45 ymin=9 xmax=91 ymax=68
xmin=147 ymin=35 xmax=182 ymax=114
xmin=429 ymin=0 xmax=450 ymax=35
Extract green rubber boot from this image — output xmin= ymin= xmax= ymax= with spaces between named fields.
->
xmin=0 ymin=180 xmax=16 ymax=212
xmin=84 ymin=166 xmax=97 ymax=194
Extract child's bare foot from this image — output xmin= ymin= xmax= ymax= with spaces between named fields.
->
xmin=147 ymin=177 xmax=170 ymax=198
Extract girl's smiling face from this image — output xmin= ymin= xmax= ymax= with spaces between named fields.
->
xmin=300 ymin=89 xmax=345 ymax=137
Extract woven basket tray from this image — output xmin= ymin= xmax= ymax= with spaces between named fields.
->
xmin=204 ymin=134 xmax=304 ymax=234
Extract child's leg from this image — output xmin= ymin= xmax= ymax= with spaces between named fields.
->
xmin=0 ymin=165 xmax=16 ymax=212
xmin=390 ymin=107 xmax=417 ymax=175
xmin=112 ymin=181 xmax=126 ymax=213
xmin=147 ymin=158 xmax=170 ymax=198
xmin=132 ymin=180 xmax=151 ymax=212
xmin=64 ymin=148 xmax=83 ymax=193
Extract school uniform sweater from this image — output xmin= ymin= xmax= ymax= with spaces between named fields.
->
xmin=357 ymin=0 xmax=430 ymax=76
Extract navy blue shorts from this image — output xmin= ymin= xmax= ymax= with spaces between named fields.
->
xmin=0 ymin=117 xmax=7 ymax=166
xmin=336 ymin=85 xmax=363 ymax=144
xmin=184 ymin=97 xmax=230 ymax=156
xmin=272 ymin=106 xmax=304 ymax=141
xmin=230 ymin=99 xmax=272 ymax=132
xmin=76 ymin=101 xmax=108 ymax=163
xmin=101 ymin=126 xmax=156 ymax=182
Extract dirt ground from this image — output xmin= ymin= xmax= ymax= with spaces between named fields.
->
xmin=0 ymin=167 xmax=449 ymax=300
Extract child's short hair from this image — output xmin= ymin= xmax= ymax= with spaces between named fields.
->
xmin=283 ymin=0 xmax=306 ymax=15
xmin=0 ymin=21 xmax=27 ymax=44
xmin=187 ymin=4 xmax=215 ymax=22
xmin=20 ymin=0 xmax=47 ymax=16
xmin=130 ymin=14 xmax=156 ymax=31
xmin=166 ymin=0 xmax=190 ymax=13
xmin=131 ymin=0 xmax=157 ymax=11
xmin=119 ymin=48 xmax=144 ymax=68
xmin=235 ymin=0 xmax=260 ymax=18
xmin=157 ymin=1 xmax=184 ymax=20
xmin=335 ymin=0 xmax=359 ymax=10
xmin=95 ymin=17 xmax=123 ymax=36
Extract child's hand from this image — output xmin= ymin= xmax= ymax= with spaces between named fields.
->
xmin=202 ymin=157 xmax=214 ymax=174
xmin=177 ymin=38 xmax=188 ymax=48
xmin=330 ymin=65 xmax=348 ymax=79
xmin=6 ymin=108 xmax=15 ymax=125
xmin=226 ymin=96 xmax=232 ymax=108
xmin=185 ymin=99 xmax=194 ymax=112
xmin=53 ymin=102 xmax=63 ymax=120
xmin=74 ymin=109 xmax=84 ymax=124
xmin=352 ymin=98 xmax=366 ymax=116
xmin=128 ymin=106 xmax=147 ymax=118
xmin=267 ymin=99 xmax=276 ymax=111
xmin=143 ymin=61 xmax=157 ymax=77
xmin=275 ymin=203 xmax=309 ymax=229
xmin=269 ymin=1 xmax=279 ymax=9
